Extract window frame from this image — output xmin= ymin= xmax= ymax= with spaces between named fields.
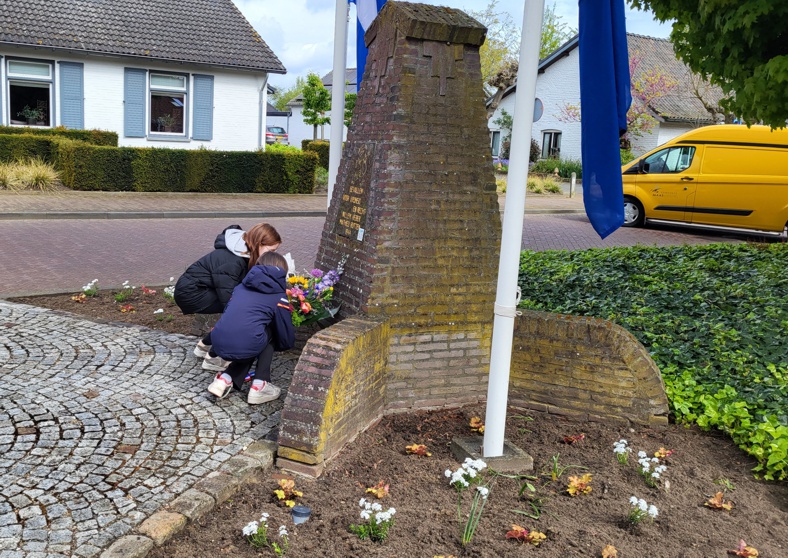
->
xmin=541 ymin=130 xmax=561 ymax=159
xmin=5 ymin=57 xmax=55 ymax=128
xmin=148 ymin=70 xmax=189 ymax=139
xmin=490 ymin=130 xmax=501 ymax=157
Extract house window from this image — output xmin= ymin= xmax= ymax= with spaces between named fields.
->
xmin=491 ymin=131 xmax=501 ymax=157
xmin=6 ymin=59 xmax=53 ymax=127
xmin=542 ymin=131 xmax=561 ymax=159
xmin=150 ymin=73 xmax=186 ymax=135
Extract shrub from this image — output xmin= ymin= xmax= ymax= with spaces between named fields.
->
xmin=16 ymin=157 xmax=59 ymax=191
xmin=531 ymin=158 xmax=582 ymax=179
xmin=55 ymin=142 xmax=135 ymax=191
xmin=496 ymin=176 xmax=506 ymax=193
xmin=526 ymin=177 xmax=544 ymax=193
xmin=526 ymin=176 xmax=562 ymax=194
xmin=529 ymin=138 xmax=540 ymax=163
xmin=257 ymin=149 xmax=318 ymax=194
xmin=0 ymin=162 xmax=19 ymax=190
xmin=620 ymin=148 xmax=635 ymax=165
xmin=0 ymin=133 xmax=56 ymax=163
xmin=0 ymin=125 xmax=117 ymax=146
xmin=303 ymin=140 xmax=330 ymax=169
xmin=315 ymin=166 xmax=329 ymax=190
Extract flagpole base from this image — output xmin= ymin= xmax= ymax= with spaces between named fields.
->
xmin=451 ymin=436 xmax=533 ymax=473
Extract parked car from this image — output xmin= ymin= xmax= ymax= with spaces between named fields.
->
xmin=265 ymin=126 xmax=288 ymax=145
xmin=621 ymin=124 xmax=788 ymax=239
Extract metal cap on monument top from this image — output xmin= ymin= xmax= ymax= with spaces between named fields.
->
xmin=315 ymin=1 xmax=501 ymax=407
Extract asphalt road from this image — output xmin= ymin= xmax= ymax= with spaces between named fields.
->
xmin=0 ymin=214 xmax=741 ymax=298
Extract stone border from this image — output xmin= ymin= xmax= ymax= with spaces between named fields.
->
xmin=100 ymin=441 xmax=276 ymax=557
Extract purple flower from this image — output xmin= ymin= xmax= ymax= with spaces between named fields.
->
xmin=310 ymin=269 xmax=324 ymax=279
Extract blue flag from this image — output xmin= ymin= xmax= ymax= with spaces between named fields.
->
xmin=349 ymin=0 xmax=387 ymax=89
xmin=578 ymin=0 xmax=631 ymax=239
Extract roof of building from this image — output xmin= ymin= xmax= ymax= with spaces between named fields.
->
xmin=494 ymin=33 xmax=725 ymax=124
xmin=287 ymin=68 xmax=357 ymax=106
xmin=0 ymin=0 xmax=285 ymax=73
xmin=266 ymin=102 xmax=290 ymax=117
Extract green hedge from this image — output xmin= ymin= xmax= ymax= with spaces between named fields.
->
xmin=531 ymin=158 xmax=583 ymax=179
xmin=303 ymin=140 xmax=330 ymax=169
xmin=0 ymin=133 xmax=56 ymax=163
xmin=0 ymin=126 xmax=117 ymax=146
xmin=55 ymin=143 xmax=318 ymax=193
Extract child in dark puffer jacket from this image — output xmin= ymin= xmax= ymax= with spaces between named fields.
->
xmin=207 ymin=251 xmax=295 ymax=404
xmin=174 ymin=223 xmax=281 ymax=372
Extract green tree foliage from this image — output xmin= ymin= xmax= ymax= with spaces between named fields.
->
xmin=492 ymin=108 xmax=513 ymax=158
xmin=539 ymin=3 xmax=576 ymax=60
xmin=302 ymin=73 xmax=331 ymax=140
xmin=629 ymin=0 xmax=788 ymax=128
xmin=270 ymin=76 xmax=306 ymax=112
xmin=469 ymin=0 xmax=520 ymax=92
xmin=344 ymin=91 xmax=357 ymax=128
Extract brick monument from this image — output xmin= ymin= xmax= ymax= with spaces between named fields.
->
xmin=276 ymin=1 xmax=668 ymax=476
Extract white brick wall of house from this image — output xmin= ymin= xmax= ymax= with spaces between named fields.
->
xmin=1 ymin=46 xmax=270 ymax=151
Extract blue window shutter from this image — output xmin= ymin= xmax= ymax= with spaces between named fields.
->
xmin=124 ymin=68 xmax=147 ymax=137
xmin=192 ymin=74 xmax=214 ymax=141
xmin=59 ymin=62 xmax=84 ymax=129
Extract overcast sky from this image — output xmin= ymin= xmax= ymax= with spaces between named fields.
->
xmin=235 ymin=0 xmax=672 ymax=89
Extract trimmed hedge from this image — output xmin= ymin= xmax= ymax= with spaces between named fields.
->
xmin=56 ymin=143 xmax=318 ymax=193
xmin=0 ymin=133 xmax=56 ymax=163
xmin=303 ymin=140 xmax=330 ymax=169
xmin=0 ymin=126 xmax=117 ymax=146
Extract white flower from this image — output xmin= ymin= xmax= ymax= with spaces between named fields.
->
xmin=278 ymin=525 xmax=288 ymax=537
xmin=477 ymin=486 xmax=489 ymax=499
xmin=242 ymin=521 xmax=259 ymax=536
xmin=655 ymin=465 xmax=667 ymax=474
xmin=618 ymin=439 xmax=628 ymax=445
xmin=122 ymin=280 xmax=129 ymax=286
xmin=445 ymin=469 xmax=452 ymax=478
xmin=652 ymin=472 xmax=660 ymax=479
xmin=651 ymin=457 xmax=659 ymax=463
xmin=360 ymin=510 xmax=371 ymax=520
xmin=169 ymin=276 xmax=174 ymax=282
xmin=629 ymin=496 xmax=639 ymax=505
xmin=358 ymin=498 xmax=366 ymax=507
xmin=637 ymin=451 xmax=647 ymax=458
xmin=375 ymin=511 xmax=392 ymax=523
xmin=371 ymin=502 xmax=382 ymax=512
xmin=260 ymin=512 xmax=269 ymax=522
xmin=638 ymin=499 xmax=648 ymax=512
xmin=153 ymin=308 xmax=164 ymax=314
xmin=648 ymin=505 xmax=659 ymax=518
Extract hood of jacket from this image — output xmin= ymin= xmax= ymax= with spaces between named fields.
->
xmin=242 ymin=265 xmax=288 ymax=294
xmin=214 ymin=225 xmax=248 ymax=258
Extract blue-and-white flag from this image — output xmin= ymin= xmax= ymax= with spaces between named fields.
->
xmin=578 ymin=0 xmax=632 ymax=239
xmin=349 ymin=0 xmax=387 ymax=89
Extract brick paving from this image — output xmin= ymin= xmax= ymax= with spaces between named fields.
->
xmin=0 ymin=301 xmax=295 ymax=557
xmin=0 ymin=191 xmax=745 ymax=556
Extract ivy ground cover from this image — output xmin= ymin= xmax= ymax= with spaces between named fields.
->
xmin=518 ymin=243 xmax=788 ymax=480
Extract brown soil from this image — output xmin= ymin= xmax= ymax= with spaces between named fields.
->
xmin=9 ymin=290 xmax=788 ymax=557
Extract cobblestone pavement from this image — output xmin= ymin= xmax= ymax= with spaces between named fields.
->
xmin=0 ymin=301 xmax=296 ymax=557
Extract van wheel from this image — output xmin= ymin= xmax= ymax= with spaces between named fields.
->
xmin=782 ymin=221 xmax=788 ymax=243
xmin=623 ymin=196 xmax=644 ymax=227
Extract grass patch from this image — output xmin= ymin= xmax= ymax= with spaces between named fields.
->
xmin=526 ymin=176 xmax=562 ymax=194
xmin=518 ymin=243 xmax=788 ymax=481
xmin=0 ymin=158 xmax=60 ymax=191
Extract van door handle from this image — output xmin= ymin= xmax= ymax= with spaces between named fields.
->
xmin=681 ymin=177 xmax=694 ymax=181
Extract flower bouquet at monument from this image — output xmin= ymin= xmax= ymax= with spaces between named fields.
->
xmin=286 ymin=258 xmax=344 ymax=327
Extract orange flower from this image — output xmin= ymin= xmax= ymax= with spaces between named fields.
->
xmin=300 ymin=301 xmax=312 ymax=313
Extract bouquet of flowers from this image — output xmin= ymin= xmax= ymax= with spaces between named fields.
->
xmin=286 ymin=259 xmax=344 ymax=327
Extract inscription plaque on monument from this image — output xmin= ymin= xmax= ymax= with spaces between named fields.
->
xmin=333 ymin=143 xmax=374 ymax=239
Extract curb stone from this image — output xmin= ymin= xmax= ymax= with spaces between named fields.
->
xmin=99 ymin=442 xmax=276 ymax=557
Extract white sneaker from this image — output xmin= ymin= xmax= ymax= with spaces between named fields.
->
xmin=247 ymin=381 xmax=281 ymax=405
xmin=207 ymin=374 xmax=233 ymax=399
xmin=202 ymin=354 xmax=231 ymax=371
xmin=193 ymin=340 xmax=211 ymax=358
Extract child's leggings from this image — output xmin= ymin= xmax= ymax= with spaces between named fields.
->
xmin=225 ymin=343 xmax=275 ymax=390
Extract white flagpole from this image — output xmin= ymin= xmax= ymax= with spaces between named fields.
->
xmin=328 ymin=0 xmax=350 ymax=208
xmin=483 ymin=0 xmax=545 ymax=457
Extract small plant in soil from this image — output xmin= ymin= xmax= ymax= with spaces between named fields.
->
xmin=636 ymin=451 xmax=667 ymax=488
xmin=349 ymin=498 xmax=396 ymax=542
xmin=243 ymin=512 xmax=289 ymax=555
xmin=546 ymin=453 xmax=586 ymax=481
xmin=445 ymin=458 xmax=490 ymax=545
xmin=82 ymin=279 xmax=99 ymax=297
xmin=365 ymin=480 xmax=390 ymax=499
xmin=273 ymin=479 xmax=302 ymax=508
xmin=566 ymin=473 xmax=593 ymax=496
xmin=613 ymin=439 xmax=632 ymax=465
xmin=163 ymin=277 xmax=176 ymax=302
xmin=505 ymin=524 xmax=546 ymax=546
xmin=405 ymin=443 xmax=431 ymax=456
xmin=119 ymin=304 xmax=135 ymax=313
xmin=469 ymin=416 xmax=484 ymax=433
xmin=705 ymin=491 xmax=734 ymax=511
xmin=114 ymin=280 xmax=135 ymax=303
xmin=627 ymin=496 xmax=658 ymax=525
xmin=728 ymin=539 xmax=759 ymax=557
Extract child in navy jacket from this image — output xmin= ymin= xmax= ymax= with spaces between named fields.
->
xmin=207 ymin=251 xmax=295 ymax=404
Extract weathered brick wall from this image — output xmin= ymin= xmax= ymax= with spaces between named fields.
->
xmin=277 ymin=317 xmax=390 ymax=476
xmin=314 ymin=2 xmax=500 ymax=411
xmin=509 ymin=310 xmax=669 ymax=426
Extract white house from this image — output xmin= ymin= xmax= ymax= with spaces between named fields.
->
xmin=488 ymin=34 xmax=725 ymax=162
xmin=285 ymin=68 xmax=356 ymax=148
xmin=0 ymin=0 xmax=285 ymax=151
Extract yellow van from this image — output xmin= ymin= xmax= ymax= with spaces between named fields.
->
xmin=621 ymin=125 xmax=788 ymax=238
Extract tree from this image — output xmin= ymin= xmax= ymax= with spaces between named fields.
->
xmin=302 ymin=73 xmax=331 ymax=140
xmin=270 ymin=76 xmax=306 ymax=112
xmin=344 ymin=91 xmax=357 ymax=128
xmin=557 ymin=53 xmax=678 ymax=146
xmin=479 ymin=2 xmax=576 ymax=117
xmin=629 ymin=0 xmax=788 ymax=128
